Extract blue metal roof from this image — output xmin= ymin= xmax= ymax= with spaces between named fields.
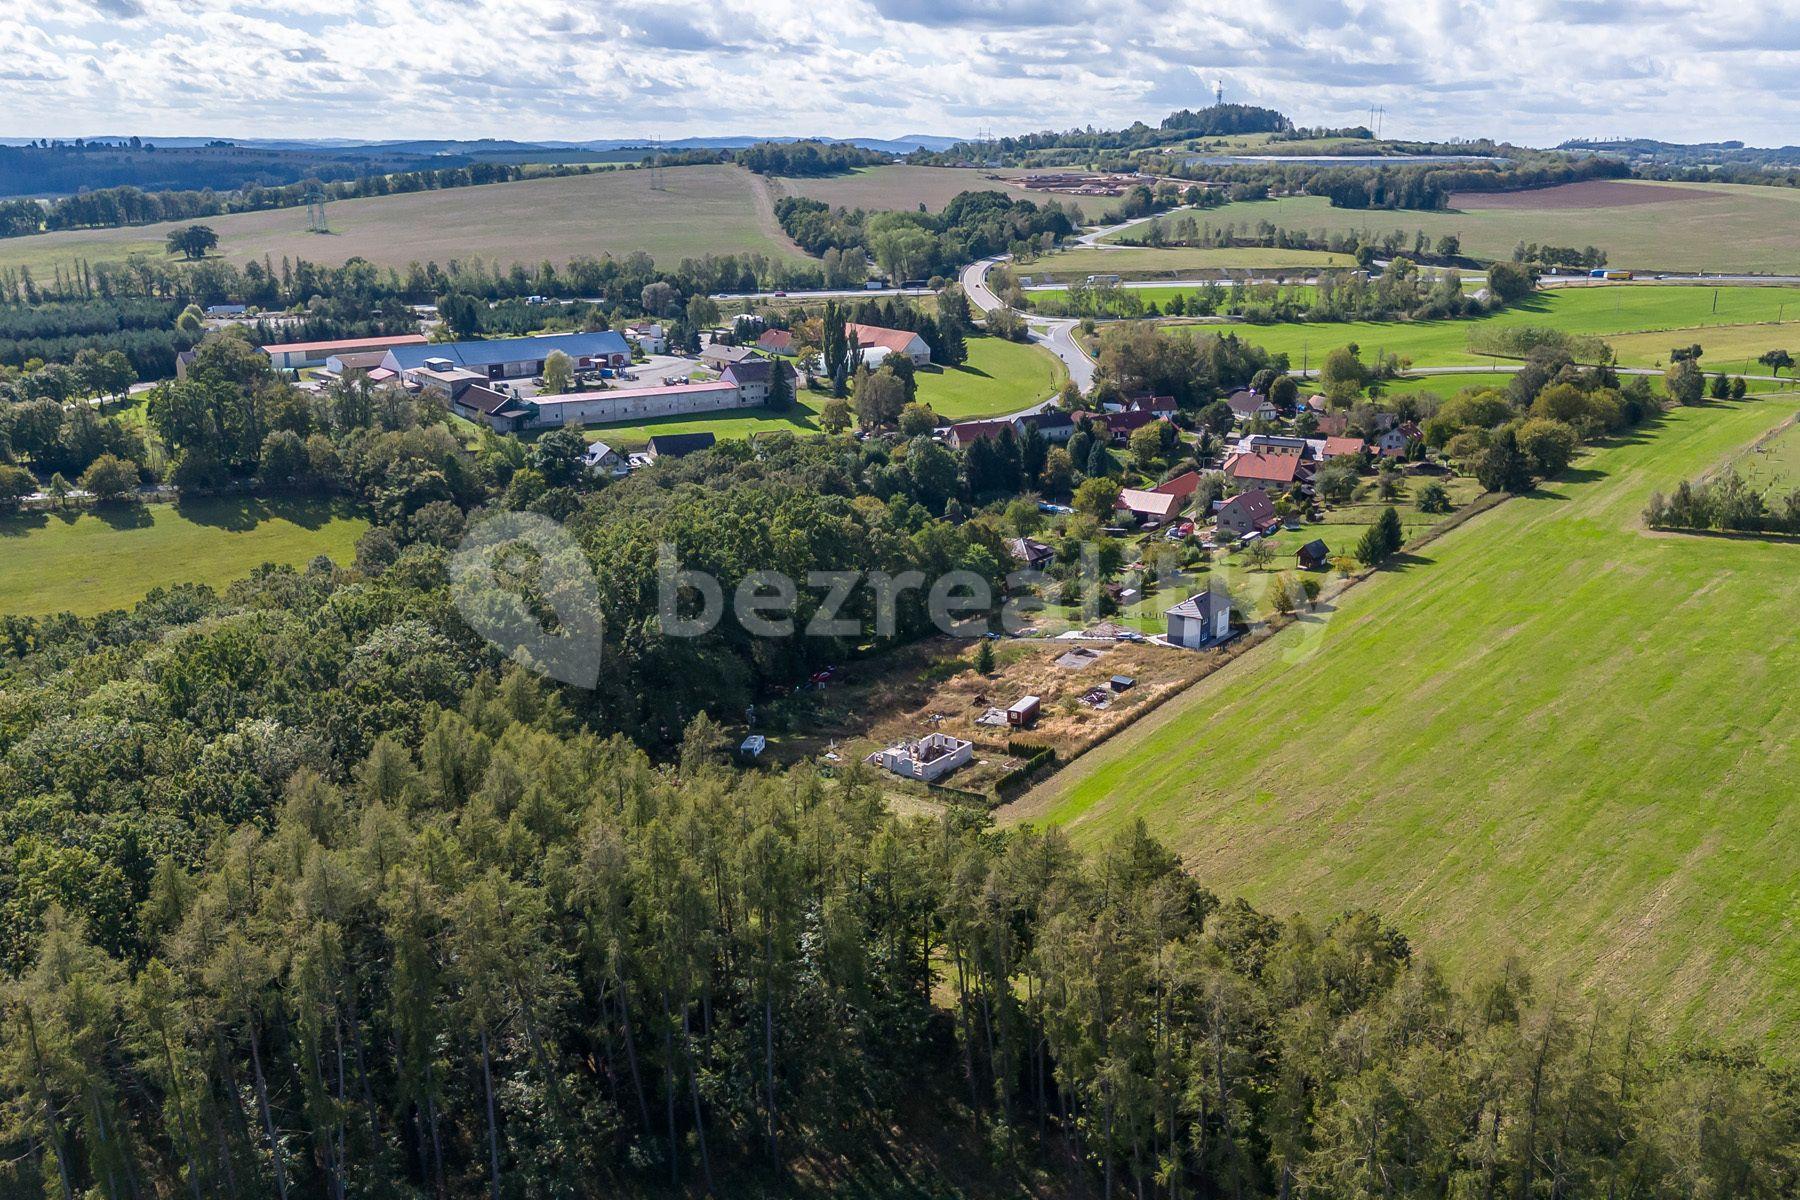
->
xmin=386 ymin=331 xmax=630 ymax=371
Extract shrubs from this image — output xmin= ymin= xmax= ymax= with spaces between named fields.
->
xmin=77 ymin=453 xmax=140 ymax=501
xmin=1646 ymin=471 xmax=1800 ymax=535
xmin=1416 ymin=480 xmax=1451 ymax=513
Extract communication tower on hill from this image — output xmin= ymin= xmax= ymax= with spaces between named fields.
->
xmin=1214 ymin=79 xmax=1224 ymax=106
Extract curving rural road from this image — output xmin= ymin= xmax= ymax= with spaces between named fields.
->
xmin=960 ymin=253 xmax=1099 ymax=393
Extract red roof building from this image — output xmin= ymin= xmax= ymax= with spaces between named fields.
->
xmin=1222 ymin=450 xmax=1307 ymax=485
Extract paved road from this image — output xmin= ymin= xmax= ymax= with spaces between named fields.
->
xmin=960 ymin=254 xmax=1097 ymax=393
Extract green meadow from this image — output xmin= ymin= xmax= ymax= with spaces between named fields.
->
xmin=1103 ymin=182 xmax=1800 ymax=273
xmin=1187 ymin=284 xmax=1800 ymax=371
xmin=0 ymin=497 xmax=368 ymax=617
xmin=1013 ymin=394 xmax=1800 ymax=1046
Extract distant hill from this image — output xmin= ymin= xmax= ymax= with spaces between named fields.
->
xmin=0 ymin=133 xmax=963 ymax=196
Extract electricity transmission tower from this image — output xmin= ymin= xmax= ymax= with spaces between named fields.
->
xmin=304 ymin=191 xmax=328 ymax=232
xmin=649 ymin=135 xmax=665 ymax=190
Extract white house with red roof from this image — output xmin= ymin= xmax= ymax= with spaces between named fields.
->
xmin=848 ymin=323 xmax=931 ymax=367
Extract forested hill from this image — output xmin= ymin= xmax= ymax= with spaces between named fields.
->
xmin=0 ymin=504 xmax=1794 ymax=1196
xmin=0 ymin=141 xmax=454 ymax=199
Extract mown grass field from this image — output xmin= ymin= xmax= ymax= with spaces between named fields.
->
xmin=578 ymin=401 xmax=824 ymax=450
xmin=1026 ymin=246 xmax=1354 ymax=280
xmin=773 ymin=165 xmax=1123 ymax=217
xmin=1187 ymin=285 xmax=1800 ymax=370
xmin=1011 ymin=394 xmax=1800 ymax=1046
xmin=0 ymin=497 xmax=368 ymax=617
xmin=569 ymin=336 xmax=1061 ymax=446
xmin=1103 ymin=182 xmax=1800 ymax=273
xmin=0 ymin=165 xmax=805 ymax=277
xmin=914 ymin=335 xmax=1066 ymax=417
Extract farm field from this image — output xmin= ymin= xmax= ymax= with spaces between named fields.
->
xmin=1103 ymin=181 xmax=1800 ymax=273
xmin=1026 ymin=245 xmax=1353 ymax=279
xmin=1187 ymin=284 xmax=1800 ymax=370
xmin=1604 ymin=322 xmax=1800 ymax=372
xmin=0 ymin=165 xmax=807 ymax=276
xmin=773 ymin=165 xmax=1121 ymax=216
xmin=0 ymin=496 xmax=368 ymax=617
xmin=1721 ymin=412 xmax=1800 ymax=498
xmin=1011 ymin=394 xmax=1800 ymax=1045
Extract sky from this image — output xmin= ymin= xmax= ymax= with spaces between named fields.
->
xmin=5 ymin=0 xmax=1800 ymax=147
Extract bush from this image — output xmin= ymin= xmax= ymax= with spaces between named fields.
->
xmin=78 ymin=453 xmax=139 ymax=501
xmin=1416 ymin=480 xmax=1451 ymax=514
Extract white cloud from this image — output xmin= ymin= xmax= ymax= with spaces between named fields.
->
xmin=2 ymin=0 xmax=1799 ymax=144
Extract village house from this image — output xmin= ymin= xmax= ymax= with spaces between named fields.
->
xmin=1087 ymin=408 xmax=1160 ymax=445
xmin=1116 ymin=487 xmax=1184 ymax=527
xmin=1222 ymin=448 xmax=1311 ymax=488
xmin=646 ymin=431 xmax=717 ymax=460
xmin=1005 ymin=537 xmax=1056 ymax=571
xmin=261 ymin=333 xmax=429 ymax=371
xmin=755 ymin=328 xmax=794 ymax=355
xmin=1321 ymin=436 xmax=1367 ymax=459
xmin=450 ymin=385 xmax=535 ymax=431
xmin=948 ymin=419 xmax=1014 ymax=449
xmin=384 ymin=331 xmax=631 ymax=382
xmin=584 ymin=441 xmax=628 ymax=477
xmin=1214 ymin=489 xmax=1281 ymax=538
xmin=719 ymin=358 xmax=795 ymax=405
xmin=1224 ymin=388 xmax=1279 ymax=424
xmin=848 ymin=322 xmax=932 ymax=368
xmin=1013 ymin=409 xmax=1075 ymax=442
xmin=1165 ymin=589 xmax=1233 ymax=649
xmin=700 ymin=342 xmax=759 ymax=371
xmin=1104 ymin=393 xmax=1177 ymax=416
xmin=625 ymin=323 xmax=666 ymax=353
xmin=1151 ymin=470 xmax=1201 ymax=500
xmin=1375 ymin=422 xmax=1422 ymax=457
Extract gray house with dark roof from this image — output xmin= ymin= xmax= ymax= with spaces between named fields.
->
xmin=1165 ymin=589 xmax=1233 ymax=649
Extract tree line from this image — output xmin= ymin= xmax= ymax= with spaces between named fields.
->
xmin=0 ymin=160 xmax=603 ymax=238
xmin=776 ymin=190 xmax=1079 ymax=283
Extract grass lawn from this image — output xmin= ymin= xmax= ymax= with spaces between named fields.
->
xmin=1604 ymin=321 xmax=1800 ymax=373
xmin=1009 ymin=394 xmax=1800 ymax=1047
xmin=1109 ymin=183 xmax=1800 ymax=273
xmin=1025 ymin=246 xmax=1354 ymax=280
xmin=1179 ymin=285 xmax=1800 ymax=371
xmin=579 ymin=399 xmax=824 ymax=449
xmin=915 ymin=335 xmax=1066 ymax=419
xmin=1026 ymin=283 xmax=1321 ymax=314
xmin=570 ymin=336 xmax=1062 ymax=445
xmin=0 ymin=164 xmax=806 ymax=276
xmin=0 ymin=496 xmax=369 ymax=617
